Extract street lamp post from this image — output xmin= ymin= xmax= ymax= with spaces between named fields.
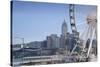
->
xmin=14 ymin=37 xmax=25 ymax=65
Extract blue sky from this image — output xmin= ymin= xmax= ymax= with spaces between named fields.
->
xmin=12 ymin=1 xmax=97 ymax=44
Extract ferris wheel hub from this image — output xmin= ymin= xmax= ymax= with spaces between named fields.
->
xmin=87 ymin=15 xmax=97 ymax=25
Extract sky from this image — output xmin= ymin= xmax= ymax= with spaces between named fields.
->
xmin=12 ymin=1 xmax=97 ymax=44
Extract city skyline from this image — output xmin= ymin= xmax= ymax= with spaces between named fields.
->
xmin=11 ymin=1 xmax=97 ymax=66
xmin=12 ymin=1 xmax=97 ymax=44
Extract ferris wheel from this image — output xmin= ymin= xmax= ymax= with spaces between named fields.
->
xmin=69 ymin=4 xmax=97 ymax=61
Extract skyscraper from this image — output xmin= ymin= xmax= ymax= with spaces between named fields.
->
xmin=47 ymin=36 xmax=52 ymax=49
xmin=50 ymin=34 xmax=60 ymax=48
xmin=60 ymin=19 xmax=68 ymax=48
xmin=62 ymin=19 xmax=68 ymax=36
xmin=47 ymin=34 xmax=60 ymax=49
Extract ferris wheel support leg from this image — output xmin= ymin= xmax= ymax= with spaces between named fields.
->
xmin=82 ymin=26 xmax=90 ymax=51
xmin=70 ymin=44 xmax=77 ymax=55
xmin=87 ymin=28 xmax=95 ymax=58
